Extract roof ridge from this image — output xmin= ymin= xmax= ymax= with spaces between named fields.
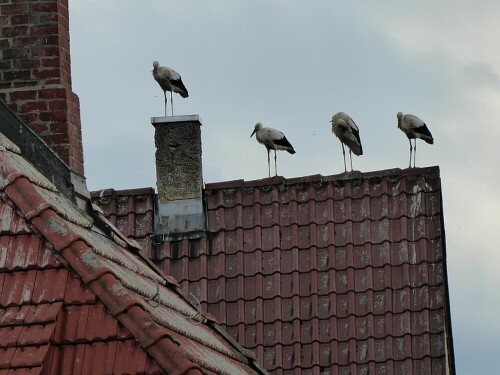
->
xmin=87 ymin=166 xmax=441 ymax=196
xmin=90 ymin=187 xmax=156 ymax=198
xmin=205 ymin=166 xmax=440 ymax=190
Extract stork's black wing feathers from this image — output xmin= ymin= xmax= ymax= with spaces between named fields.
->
xmin=414 ymin=123 xmax=432 ymax=137
xmin=171 ymin=78 xmax=189 ymax=98
xmin=352 ymin=128 xmax=363 ymax=153
xmin=274 ymin=136 xmax=296 ymax=154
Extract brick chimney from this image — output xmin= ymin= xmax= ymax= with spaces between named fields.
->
xmin=0 ymin=0 xmax=84 ymax=176
xmin=151 ymin=115 xmax=206 ymax=240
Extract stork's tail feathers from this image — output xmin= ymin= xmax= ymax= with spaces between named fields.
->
xmin=415 ymin=131 xmax=434 ymax=145
xmin=420 ymin=135 xmax=434 ymax=145
xmin=273 ymin=135 xmax=295 ymax=154
xmin=357 ymin=145 xmax=363 ymax=156
xmin=414 ymin=123 xmax=433 ymax=144
xmin=172 ymin=78 xmax=189 ymax=98
xmin=350 ymin=144 xmax=363 ymax=156
xmin=176 ymin=86 xmax=189 ymax=98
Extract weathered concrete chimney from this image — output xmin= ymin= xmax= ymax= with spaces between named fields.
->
xmin=151 ymin=115 xmax=205 ymax=240
xmin=0 ymin=0 xmax=84 ymax=176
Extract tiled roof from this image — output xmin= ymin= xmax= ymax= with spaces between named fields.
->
xmin=90 ymin=187 xmax=155 ymax=259
xmin=92 ymin=167 xmax=454 ymax=374
xmin=0 ymin=132 xmax=267 ymax=375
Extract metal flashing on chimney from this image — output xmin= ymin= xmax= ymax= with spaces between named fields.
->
xmin=153 ymin=197 xmax=206 ymax=241
xmin=152 ymin=115 xmax=206 ymax=241
xmin=0 ymin=100 xmax=90 ymax=211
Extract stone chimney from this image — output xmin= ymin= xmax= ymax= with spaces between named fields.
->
xmin=151 ymin=115 xmax=205 ymax=240
xmin=0 ymin=0 xmax=84 ymax=176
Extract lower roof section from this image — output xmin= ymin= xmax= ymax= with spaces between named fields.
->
xmin=0 ymin=130 xmax=267 ymax=375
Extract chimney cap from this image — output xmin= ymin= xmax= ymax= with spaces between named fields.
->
xmin=151 ymin=114 xmax=202 ymax=125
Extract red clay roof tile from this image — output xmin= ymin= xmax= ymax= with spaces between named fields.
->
xmin=0 ymin=204 xmax=32 ymax=235
xmin=91 ymin=188 xmax=155 ymax=258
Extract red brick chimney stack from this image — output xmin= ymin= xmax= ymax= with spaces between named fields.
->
xmin=0 ymin=0 xmax=84 ymax=175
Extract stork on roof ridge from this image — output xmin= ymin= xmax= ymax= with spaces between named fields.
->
xmin=250 ymin=122 xmax=295 ymax=178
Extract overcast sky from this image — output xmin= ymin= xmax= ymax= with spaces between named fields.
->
xmin=69 ymin=2 xmax=500 ymax=373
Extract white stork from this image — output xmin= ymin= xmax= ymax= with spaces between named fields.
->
xmin=250 ymin=122 xmax=296 ymax=178
xmin=330 ymin=112 xmax=363 ymax=172
xmin=152 ymin=61 xmax=189 ymax=116
xmin=397 ymin=112 xmax=434 ymax=168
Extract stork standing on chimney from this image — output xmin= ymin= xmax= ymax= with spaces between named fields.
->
xmin=152 ymin=61 xmax=189 ymax=116
xmin=251 ymin=122 xmax=296 ymax=178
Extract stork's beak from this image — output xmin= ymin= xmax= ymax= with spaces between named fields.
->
xmin=250 ymin=129 xmax=256 ymax=138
